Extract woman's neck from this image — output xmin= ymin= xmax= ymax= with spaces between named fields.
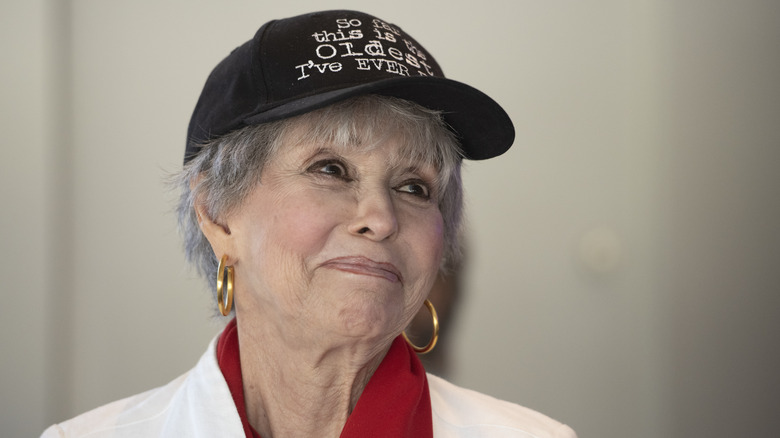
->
xmin=236 ymin=318 xmax=391 ymax=438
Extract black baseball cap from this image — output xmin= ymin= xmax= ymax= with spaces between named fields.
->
xmin=185 ymin=10 xmax=515 ymax=163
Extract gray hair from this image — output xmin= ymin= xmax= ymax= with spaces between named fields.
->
xmin=175 ymin=95 xmax=464 ymax=312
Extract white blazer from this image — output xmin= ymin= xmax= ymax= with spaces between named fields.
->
xmin=42 ymin=337 xmax=576 ymax=438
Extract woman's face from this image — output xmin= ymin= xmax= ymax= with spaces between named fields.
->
xmin=222 ymin=129 xmax=444 ymax=348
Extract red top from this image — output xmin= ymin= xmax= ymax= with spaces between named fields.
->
xmin=216 ymin=318 xmax=433 ymax=437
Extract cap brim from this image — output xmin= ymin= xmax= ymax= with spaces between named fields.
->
xmin=242 ymin=76 xmax=514 ymax=160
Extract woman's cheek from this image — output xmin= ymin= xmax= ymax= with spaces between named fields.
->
xmin=419 ymin=210 xmax=445 ymax=258
xmin=275 ymin=195 xmax=341 ymax=253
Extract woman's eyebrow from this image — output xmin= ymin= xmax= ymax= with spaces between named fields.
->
xmin=396 ymin=163 xmax=437 ymax=178
xmin=299 ymin=145 xmax=345 ymax=159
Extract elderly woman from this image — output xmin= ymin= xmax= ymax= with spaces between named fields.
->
xmin=43 ymin=10 xmax=576 ymax=438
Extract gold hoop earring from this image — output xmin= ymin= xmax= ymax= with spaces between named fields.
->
xmin=216 ymin=255 xmax=234 ymax=316
xmin=402 ymin=299 xmax=439 ymax=354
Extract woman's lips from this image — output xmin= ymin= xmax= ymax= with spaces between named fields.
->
xmin=320 ymin=256 xmax=402 ymax=283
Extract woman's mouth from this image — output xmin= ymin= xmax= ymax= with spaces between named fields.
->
xmin=320 ymin=256 xmax=402 ymax=283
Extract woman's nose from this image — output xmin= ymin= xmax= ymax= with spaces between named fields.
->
xmin=347 ymin=190 xmax=398 ymax=241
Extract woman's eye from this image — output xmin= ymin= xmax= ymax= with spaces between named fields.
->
xmin=320 ymin=163 xmax=345 ymax=176
xmin=309 ymin=160 xmax=349 ymax=179
xmin=397 ymin=181 xmax=431 ymax=199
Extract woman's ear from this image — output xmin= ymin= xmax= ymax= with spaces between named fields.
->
xmin=194 ymin=202 xmax=234 ymax=258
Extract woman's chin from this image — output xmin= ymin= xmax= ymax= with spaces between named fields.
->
xmin=332 ymin=300 xmax=402 ymax=343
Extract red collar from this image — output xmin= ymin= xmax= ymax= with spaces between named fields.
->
xmin=217 ymin=318 xmax=433 ymax=438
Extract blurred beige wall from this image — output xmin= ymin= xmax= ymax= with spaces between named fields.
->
xmin=2 ymin=1 xmax=779 ymax=437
